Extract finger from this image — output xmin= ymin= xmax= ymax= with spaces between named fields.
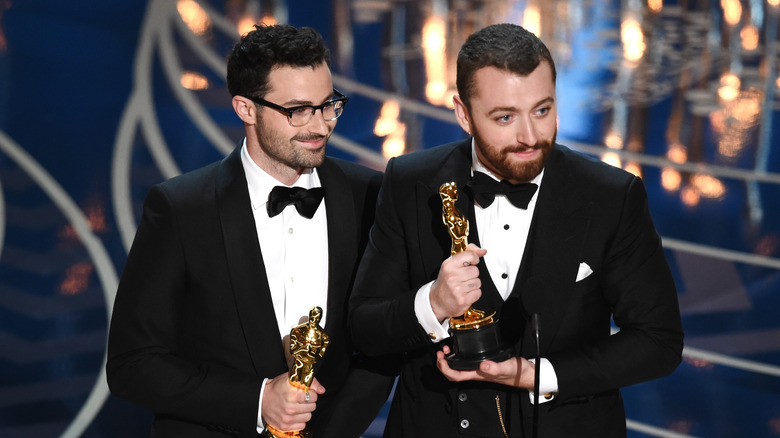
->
xmin=465 ymin=243 xmax=487 ymax=258
xmin=277 ymin=418 xmax=309 ymax=433
xmin=310 ymin=379 xmax=326 ymax=394
xmin=276 ymin=410 xmax=313 ymax=431
xmin=464 ymin=289 xmax=482 ymax=304
xmin=478 ymin=358 xmax=519 ymax=382
xmin=284 ymin=386 xmax=302 ymax=403
xmin=289 ymin=400 xmax=317 ymax=415
xmin=465 ymin=280 xmax=482 ymax=292
xmin=436 ymin=351 xmax=476 ymax=382
xmin=435 ymin=353 xmax=453 ymax=376
xmin=479 ymin=361 xmax=496 ymax=375
xmin=449 ymin=250 xmax=477 ymax=267
xmin=441 ymin=345 xmax=451 ymax=355
xmin=303 ymin=390 xmax=321 ymax=404
xmin=440 ymin=365 xmax=482 ymax=383
xmin=460 ymin=251 xmax=481 ymax=266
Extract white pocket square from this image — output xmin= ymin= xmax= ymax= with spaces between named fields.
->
xmin=576 ymin=262 xmax=593 ymax=282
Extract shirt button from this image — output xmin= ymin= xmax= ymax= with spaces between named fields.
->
xmin=288 ymin=228 xmax=294 ymax=234
xmin=460 ymin=419 xmax=470 ymax=429
xmin=504 ymin=224 xmax=510 ymax=230
xmin=458 ymin=393 xmax=467 ymax=402
xmin=501 ymin=273 xmax=508 ymax=279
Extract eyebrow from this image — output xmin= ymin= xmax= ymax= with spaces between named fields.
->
xmin=487 ymin=97 xmax=555 ymax=115
xmin=281 ymin=91 xmax=337 ymax=107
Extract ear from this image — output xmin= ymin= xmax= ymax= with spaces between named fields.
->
xmin=452 ymin=94 xmax=472 ymax=135
xmin=232 ymin=95 xmax=257 ymax=125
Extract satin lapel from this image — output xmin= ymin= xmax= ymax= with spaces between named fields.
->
xmin=317 ymin=159 xmax=356 ymax=335
xmin=467 ymin=182 xmax=507 ymax=313
xmin=216 ymin=146 xmax=287 ymax=376
xmin=513 ymin=147 xmax=592 ymax=352
xmin=418 ymin=141 xmax=504 ymax=312
xmin=417 ymin=140 xmax=473 ymax=280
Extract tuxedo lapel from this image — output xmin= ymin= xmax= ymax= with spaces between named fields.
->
xmin=513 ymin=146 xmax=593 ymax=352
xmin=317 ymin=158 xmax=357 ymax=334
xmin=417 ymin=140 xmax=473 ymax=279
xmin=416 ymin=140 xmax=504 ymax=312
xmin=216 ymin=146 xmax=287 ymax=376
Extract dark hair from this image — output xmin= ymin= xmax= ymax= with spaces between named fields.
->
xmin=226 ymin=24 xmax=331 ymax=98
xmin=456 ymin=23 xmax=556 ymax=107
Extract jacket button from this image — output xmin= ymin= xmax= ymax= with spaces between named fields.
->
xmin=458 ymin=392 xmax=468 ymax=402
xmin=460 ymin=419 xmax=470 ymax=429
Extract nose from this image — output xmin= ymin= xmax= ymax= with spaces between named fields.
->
xmin=307 ymin=108 xmax=331 ymax=134
xmin=516 ymin=116 xmax=537 ymax=146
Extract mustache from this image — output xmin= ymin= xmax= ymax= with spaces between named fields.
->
xmin=504 ymin=137 xmax=554 ymax=154
xmin=293 ymin=134 xmax=328 ymax=142
xmin=504 ymin=144 xmax=542 ymax=153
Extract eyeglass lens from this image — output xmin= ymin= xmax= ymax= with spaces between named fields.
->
xmin=289 ymin=100 xmax=345 ymax=126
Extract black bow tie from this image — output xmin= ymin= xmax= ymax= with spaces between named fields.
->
xmin=464 ymin=171 xmax=538 ymax=209
xmin=267 ymin=186 xmax=324 ymax=219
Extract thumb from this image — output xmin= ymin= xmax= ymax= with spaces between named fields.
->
xmin=479 ymin=360 xmax=496 ymax=374
xmin=311 ymin=378 xmax=326 ymax=394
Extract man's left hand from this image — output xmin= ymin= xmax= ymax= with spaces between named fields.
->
xmin=436 ymin=345 xmax=535 ymax=390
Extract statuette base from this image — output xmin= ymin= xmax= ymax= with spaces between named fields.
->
xmin=446 ymin=321 xmax=512 ymax=370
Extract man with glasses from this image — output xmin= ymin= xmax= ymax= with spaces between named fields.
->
xmin=107 ymin=24 xmax=394 ymax=438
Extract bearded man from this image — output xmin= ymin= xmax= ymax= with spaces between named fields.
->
xmin=349 ymin=23 xmax=683 ymax=438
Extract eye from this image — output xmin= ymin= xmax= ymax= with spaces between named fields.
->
xmin=292 ymin=106 xmax=312 ymax=115
xmin=535 ymin=107 xmax=551 ymax=117
xmin=496 ymin=114 xmax=513 ymax=124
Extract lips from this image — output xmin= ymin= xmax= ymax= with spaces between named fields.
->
xmin=293 ymin=135 xmax=327 ymax=149
xmin=509 ymin=148 xmax=540 ymax=159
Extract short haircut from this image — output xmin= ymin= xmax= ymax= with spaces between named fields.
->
xmin=226 ymin=24 xmax=331 ymax=98
xmin=456 ymin=23 xmax=556 ymax=107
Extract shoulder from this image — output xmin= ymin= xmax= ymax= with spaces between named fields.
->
xmin=393 ymin=140 xmax=466 ymax=166
xmin=148 ymin=148 xmax=244 ymax=210
xmin=151 ymin=160 xmax=221 ymax=202
xmin=551 ymin=144 xmax=636 ymax=190
xmin=322 ymin=156 xmax=382 ymax=182
xmin=544 ymin=144 xmax=653 ymax=220
xmin=320 ymin=157 xmax=383 ymax=197
xmin=387 ymin=140 xmax=468 ymax=177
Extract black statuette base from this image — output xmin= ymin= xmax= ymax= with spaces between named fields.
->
xmin=446 ymin=321 xmax=512 ymax=370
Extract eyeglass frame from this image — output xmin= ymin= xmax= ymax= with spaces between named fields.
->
xmin=243 ymin=88 xmax=349 ymax=126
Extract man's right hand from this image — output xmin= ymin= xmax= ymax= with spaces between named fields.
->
xmin=430 ymin=243 xmax=487 ymax=323
xmin=262 ymin=373 xmax=325 ymax=432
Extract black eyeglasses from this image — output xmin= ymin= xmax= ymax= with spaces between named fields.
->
xmin=244 ymin=89 xmax=349 ymax=127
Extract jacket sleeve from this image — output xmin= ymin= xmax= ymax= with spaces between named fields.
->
xmin=349 ymin=158 xmax=436 ymax=356
xmin=106 ymin=184 xmax=261 ymax=436
xmin=548 ymin=176 xmax=684 ymax=399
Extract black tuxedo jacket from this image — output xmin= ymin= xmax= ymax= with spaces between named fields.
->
xmin=350 ymin=139 xmax=683 ymax=437
xmin=107 ymin=145 xmax=392 ymax=437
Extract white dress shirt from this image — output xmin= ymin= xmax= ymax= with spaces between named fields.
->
xmin=413 ymin=140 xmax=558 ymax=402
xmin=240 ymin=141 xmax=329 ymax=430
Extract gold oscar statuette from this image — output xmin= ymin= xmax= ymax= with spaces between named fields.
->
xmin=264 ymin=307 xmax=329 ymax=438
xmin=440 ymin=182 xmax=511 ymax=370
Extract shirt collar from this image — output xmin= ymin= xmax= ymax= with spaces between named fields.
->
xmin=240 ymin=138 xmax=321 ymax=211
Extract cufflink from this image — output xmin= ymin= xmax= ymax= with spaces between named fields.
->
xmin=428 ymin=332 xmax=437 ymax=340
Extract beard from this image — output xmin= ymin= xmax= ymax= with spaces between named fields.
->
xmin=255 ymin=115 xmax=328 ymax=172
xmin=473 ymin=129 xmax=555 ymax=183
